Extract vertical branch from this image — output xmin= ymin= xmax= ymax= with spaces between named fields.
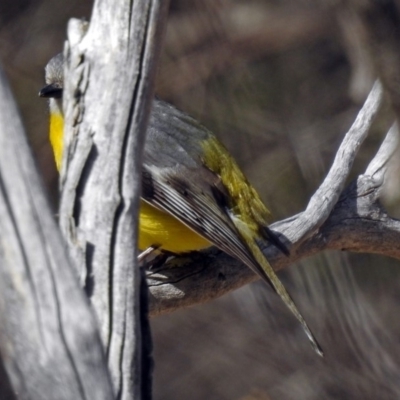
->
xmin=59 ymin=1 xmax=169 ymax=398
xmin=0 ymin=66 xmax=113 ymax=399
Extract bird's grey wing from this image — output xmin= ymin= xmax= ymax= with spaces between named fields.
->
xmin=143 ymin=98 xmax=273 ymax=279
xmin=143 ymin=99 xmax=324 ymax=358
xmin=142 ymin=163 xmax=258 ymax=272
xmin=146 ymin=99 xmax=212 ymax=169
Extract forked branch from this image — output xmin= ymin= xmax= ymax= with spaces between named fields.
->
xmin=147 ymin=82 xmax=400 ymax=316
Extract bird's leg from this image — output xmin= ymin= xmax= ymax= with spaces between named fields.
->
xmin=138 ymin=245 xmax=159 ymax=263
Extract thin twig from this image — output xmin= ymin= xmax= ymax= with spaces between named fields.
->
xmin=282 ymin=81 xmax=383 ymax=244
xmin=365 ymin=122 xmax=399 ymax=179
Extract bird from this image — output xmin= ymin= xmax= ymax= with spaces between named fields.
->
xmin=39 ymin=53 xmax=323 ymax=356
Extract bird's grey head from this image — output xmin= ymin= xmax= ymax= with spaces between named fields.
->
xmin=39 ymin=53 xmax=64 ymax=99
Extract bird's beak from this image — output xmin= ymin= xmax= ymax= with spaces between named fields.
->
xmin=39 ymin=84 xmax=63 ymax=99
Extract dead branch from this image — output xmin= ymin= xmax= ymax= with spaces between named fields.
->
xmin=147 ymin=81 xmax=400 ymax=315
xmin=0 ymin=62 xmax=113 ymax=400
xmin=58 ymin=0 xmax=169 ymax=397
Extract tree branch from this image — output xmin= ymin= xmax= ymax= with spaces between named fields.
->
xmin=283 ymin=80 xmax=383 ymax=244
xmin=58 ymin=1 xmax=169 ymax=398
xmin=0 ymin=64 xmax=113 ymax=400
xmin=147 ymin=81 xmax=400 ymax=316
xmin=365 ymin=122 xmax=399 ymax=179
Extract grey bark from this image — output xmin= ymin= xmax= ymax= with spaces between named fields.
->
xmin=58 ymin=1 xmax=169 ymax=399
xmin=0 ymin=0 xmax=169 ymax=399
xmin=0 ymin=65 xmax=113 ymax=399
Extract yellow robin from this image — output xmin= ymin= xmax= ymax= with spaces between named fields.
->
xmin=39 ymin=53 xmax=322 ymax=356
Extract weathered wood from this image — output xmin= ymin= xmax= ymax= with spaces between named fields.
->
xmin=3 ymin=0 xmax=400 ymax=396
xmin=58 ymin=1 xmax=169 ymax=398
xmin=0 ymin=66 xmax=113 ymax=399
xmin=280 ymin=81 xmax=383 ymax=244
xmin=147 ymin=82 xmax=400 ymax=315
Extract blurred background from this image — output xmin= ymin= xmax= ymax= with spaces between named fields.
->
xmin=1 ymin=0 xmax=400 ymax=399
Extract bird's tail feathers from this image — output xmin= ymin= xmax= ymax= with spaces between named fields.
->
xmin=234 ymin=219 xmax=323 ymax=356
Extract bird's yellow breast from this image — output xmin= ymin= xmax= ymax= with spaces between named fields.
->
xmin=139 ymin=201 xmax=210 ymax=253
xmin=49 ymin=112 xmax=65 ymax=171
xmin=49 ymin=111 xmax=211 ymax=253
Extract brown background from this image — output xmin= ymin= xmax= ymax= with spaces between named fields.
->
xmin=1 ymin=1 xmax=400 ymax=399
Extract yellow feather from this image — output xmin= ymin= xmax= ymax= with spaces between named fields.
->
xmin=45 ymin=90 xmax=321 ymax=355
xmin=201 ymin=136 xmax=271 ymax=235
xmin=49 ymin=112 xmax=64 ymax=171
xmin=49 ymin=110 xmax=211 ymax=253
xmin=139 ymin=200 xmax=210 ymax=252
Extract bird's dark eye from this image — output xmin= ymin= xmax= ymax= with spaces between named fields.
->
xmin=38 ymin=84 xmax=63 ymax=99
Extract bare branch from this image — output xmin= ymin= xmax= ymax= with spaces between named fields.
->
xmin=0 ymin=65 xmax=113 ymax=399
xmin=285 ymin=81 xmax=383 ymax=244
xmin=365 ymin=122 xmax=399 ymax=179
xmin=147 ymin=81 xmax=400 ymax=316
xmin=148 ymin=165 xmax=400 ymax=316
xmin=59 ymin=1 xmax=169 ymax=398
